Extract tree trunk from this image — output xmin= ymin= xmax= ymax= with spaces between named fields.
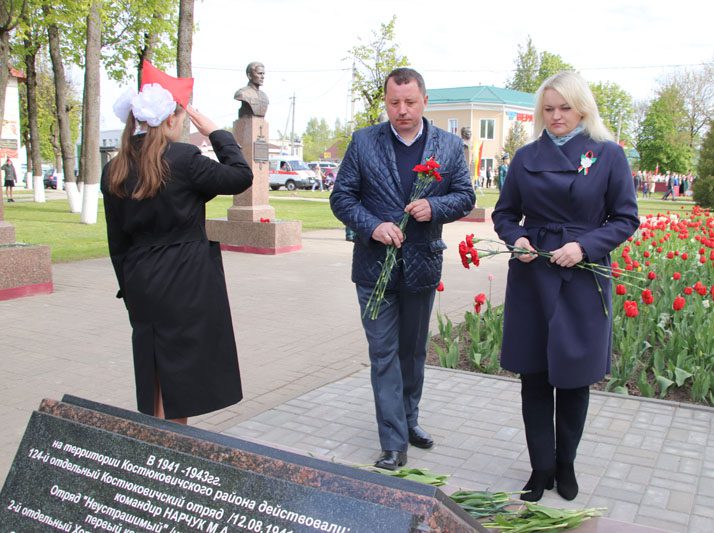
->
xmin=0 ymin=29 xmax=10 ymax=138
xmin=80 ymin=0 xmax=102 ymax=224
xmin=44 ymin=10 xmax=79 ymax=211
xmin=24 ymin=44 xmax=45 ymax=202
xmin=177 ymin=0 xmax=194 ymax=141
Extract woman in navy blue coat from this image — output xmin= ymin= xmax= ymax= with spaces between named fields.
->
xmin=492 ymin=72 xmax=639 ymax=502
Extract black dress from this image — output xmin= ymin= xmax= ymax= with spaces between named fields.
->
xmin=101 ymin=130 xmax=253 ymax=418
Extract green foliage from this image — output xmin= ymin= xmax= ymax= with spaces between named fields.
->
xmin=637 ymin=84 xmax=694 ymax=172
xmin=19 ymin=55 xmax=82 ymax=163
xmin=697 ymin=119 xmax=714 ymax=178
xmin=506 ymin=36 xmax=573 ymax=93
xmin=502 ymin=120 xmax=528 ymax=160
xmin=590 ymin=81 xmax=634 ymax=143
xmin=302 ymin=118 xmax=333 ymax=162
xmin=433 ymin=312 xmax=460 ymax=369
xmin=347 ymin=15 xmax=408 ymax=129
xmin=692 ymin=175 xmax=714 ymax=208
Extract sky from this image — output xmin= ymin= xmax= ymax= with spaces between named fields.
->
xmin=99 ymin=0 xmax=714 ymax=138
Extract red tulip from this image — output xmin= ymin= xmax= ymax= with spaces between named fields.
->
xmin=641 ymin=289 xmax=654 ymax=305
xmin=667 ymin=251 xmax=675 ymax=259
xmin=436 ymin=281 xmax=444 ymax=292
xmin=624 ymin=300 xmax=639 ymax=318
xmin=673 ymin=272 xmax=681 ymax=280
xmin=681 ymin=252 xmax=688 ymax=260
xmin=616 ymin=284 xmax=626 ymax=295
xmin=648 ymin=271 xmax=657 ymax=280
xmin=672 ymin=296 xmax=686 ymax=311
xmin=684 ymin=287 xmax=693 ymax=295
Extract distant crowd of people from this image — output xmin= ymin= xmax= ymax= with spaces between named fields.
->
xmin=633 ymin=170 xmax=695 ymax=200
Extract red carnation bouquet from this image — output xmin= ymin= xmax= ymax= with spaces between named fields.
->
xmin=363 ymin=157 xmax=443 ymax=320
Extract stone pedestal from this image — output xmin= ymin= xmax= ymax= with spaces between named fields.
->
xmin=207 ymin=116 xmax=302 ymax=254
xmin=0 ymin=199 xmax=53 ymax=301
xmin=0 ymin=243 xmax=53 ymax=301
xmin=462 ymin=206 xmax=493 ymax=223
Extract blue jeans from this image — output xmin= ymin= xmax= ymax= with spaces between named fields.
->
xmin=356 ymin=284 xmax=435 ymax=451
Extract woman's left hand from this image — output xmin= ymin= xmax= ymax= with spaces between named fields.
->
xmin=549 ymin=242 xmax=583 ymax=268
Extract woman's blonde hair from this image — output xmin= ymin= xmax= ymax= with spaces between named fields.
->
xmin=107 ymin=110 xmax=178 ymax=199
xmin=533 ymin=71 xmax=613 ymax=143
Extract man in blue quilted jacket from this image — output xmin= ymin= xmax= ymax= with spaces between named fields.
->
xmin=330 ymin=68 xmax=475 ymax=470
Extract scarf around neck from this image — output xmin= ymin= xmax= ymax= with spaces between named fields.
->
xmin=546 ymin=123 xmax=584 ymax=146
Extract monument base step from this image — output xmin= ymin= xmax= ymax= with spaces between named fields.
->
xmin=0 ymin=244 xmax=53 ymax=301
xmin=206 ymin=218 xmax=302 ymax=255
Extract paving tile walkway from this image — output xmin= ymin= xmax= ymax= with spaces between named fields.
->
xmin=0 ymin=219 xmax=712 ymax=532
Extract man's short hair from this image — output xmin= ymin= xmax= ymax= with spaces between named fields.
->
xmin=384 ymin=68 xmax=426 ymax=95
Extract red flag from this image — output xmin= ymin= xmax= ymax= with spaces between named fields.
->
xmin=140 ymin=60 xmax=194 ymax=108
xmin=475 ymin=142 xmax=484 ymax=177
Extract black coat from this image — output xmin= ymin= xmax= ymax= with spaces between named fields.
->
xmin=493 ymin=132 xmax=639 ymax=388
xmin=330 ymin=121 xmax=475 ymax=291
xmin=101 ymin=130 xmax=253 ymax=418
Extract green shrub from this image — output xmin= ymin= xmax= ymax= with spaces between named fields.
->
xmin=692 ymin=175 xmax=714 ymax=208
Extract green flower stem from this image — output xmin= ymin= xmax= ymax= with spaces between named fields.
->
xmin=363 ymin=172 xmax=437 ymax=320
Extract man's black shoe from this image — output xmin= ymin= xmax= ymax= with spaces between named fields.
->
xmin=374 ymin=450 xmax=407 ymax=470
xmin=408 ymin=425 xmax=434 ymax=449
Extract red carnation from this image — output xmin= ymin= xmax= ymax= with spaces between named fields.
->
xmin=466 ymin=233 xmax=475 ymax=248
xmin=672 ymin=296 xmax=686 ymax=311
xmin=412 ymin=164 xmax=429 ymax=173
xmin=616 ymin=284 xmax=626 ymax=295
xmin=432 ymin=170 xmax=443 ymax=182
xmin=470 ymin=248 xmax=480 ymax=267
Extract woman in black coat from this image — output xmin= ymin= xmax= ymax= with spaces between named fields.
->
xmin=102 ymin=77 xmax=253 ymax=424
xmin=492 ymin=71 xmax=639 ymax=501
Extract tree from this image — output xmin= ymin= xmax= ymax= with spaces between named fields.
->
xmin=15 ymin=0 xmax=45 ymax=197
xmin=43 ymin=0 xmax=82 ymax=211
xmin=590 ymin=81 xmax=634 ymax=143
xmin=664 ymin=64 xmax=714 ymax=150
xmin=697 ymin=119 xmax=714 ymax=179
xmin=79 ymin=0 xmax=101 ymax=224
xmin=177 ymin=0 xmax=193 ymax=141
xmin=637 ymin=84 xmax=693 ymax=173
xmin=302 ymin=118 xmax=332 ymax=161
xmin=0 ymin=0 xmax=27 ymax=138
xmin=506 ymin=37 xmax=573 ymax=93
xmin=502 ymin=120 xmax=529 ymax=160
xmin=347 ymin=15 xmax=408 ymax=129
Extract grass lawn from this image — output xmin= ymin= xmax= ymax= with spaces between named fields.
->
xmin=4 ymin=196 xmax=342 ymax=263
xmin=1 ymin=190 xmax=699 ymax=263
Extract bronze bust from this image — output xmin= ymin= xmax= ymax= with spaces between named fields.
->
xmin=234 ymin=61 xmax=269 ymax=118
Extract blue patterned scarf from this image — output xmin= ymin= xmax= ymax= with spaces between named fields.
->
xmin=546 ymin=123 xmax=584 ymax=146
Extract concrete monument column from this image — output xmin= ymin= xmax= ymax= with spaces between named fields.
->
xmin=206 ymin=62 xmax=301 ymax=254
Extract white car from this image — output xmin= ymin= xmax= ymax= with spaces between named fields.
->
xmin=268 ymin=158 xmax=317 ymax=191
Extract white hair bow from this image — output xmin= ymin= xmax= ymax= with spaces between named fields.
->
xmin=113 ymin=83 xmax=176 ymax=127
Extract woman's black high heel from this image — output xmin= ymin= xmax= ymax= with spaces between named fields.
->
xmin=520 ymin=468 xmax=555 ymax=501
xmin=556 ymin=462 xmax=578 ymax=500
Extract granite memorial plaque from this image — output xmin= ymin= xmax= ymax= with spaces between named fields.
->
xmin=0 ymin=396 xmax=484 ymax=532
xmin=253 ymin=139 xmax=269 ymax=162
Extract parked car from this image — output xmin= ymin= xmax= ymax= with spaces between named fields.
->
xmin=43 ymin=168 xmax=57 ymax=189
xmin=309 ymin=161 xmax=339 ymax=180
xmin=268 ymin=158 xmax=316 ymax=191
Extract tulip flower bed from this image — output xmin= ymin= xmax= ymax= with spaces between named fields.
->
xmin=433 ymin=206 xmax=714 ymax=405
